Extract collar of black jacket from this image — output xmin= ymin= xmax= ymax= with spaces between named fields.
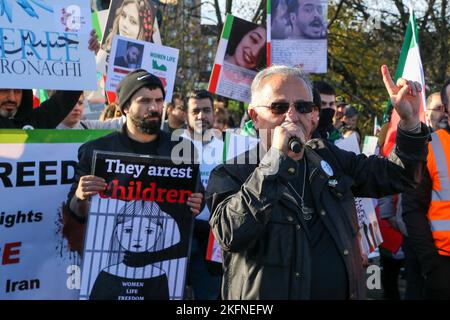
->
xmin=118 ymin=124 xmax=173 ymax=156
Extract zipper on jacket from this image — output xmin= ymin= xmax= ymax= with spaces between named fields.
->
xmin=309 ymin=167 xmax=319 ymax=183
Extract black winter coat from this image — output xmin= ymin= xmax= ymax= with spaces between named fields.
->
xmin=206 ymin=124 xmax=430 ymax=300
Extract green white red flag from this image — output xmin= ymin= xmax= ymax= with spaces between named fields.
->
xmin=382 ymin=6 xmax=426 ymax=156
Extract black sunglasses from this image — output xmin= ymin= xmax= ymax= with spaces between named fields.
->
xmin=257 ymin=100 xmax=315 ymax=115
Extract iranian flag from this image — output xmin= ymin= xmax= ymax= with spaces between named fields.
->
xmin=382 ymin=6 xmax=426 ymax=156
xmin=32 ymin=89 xmax=48 ymax=108
xmin=266 ymin=0 xmax=272 ymax=65
xmin=208 ymin=15 xmax=234 ymax=94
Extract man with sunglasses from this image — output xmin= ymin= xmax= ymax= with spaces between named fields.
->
xmin=206 ymin=65 xmax=430 ymax=300
xmin=402 ymin=78 xmax=450 ymax=299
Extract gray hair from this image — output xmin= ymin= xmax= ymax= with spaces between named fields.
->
xmin=250 ymin=65 xmax=313 ymax=106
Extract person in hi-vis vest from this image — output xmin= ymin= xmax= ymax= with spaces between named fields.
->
xmin=402 ymin=78 xmax=450 ymax=299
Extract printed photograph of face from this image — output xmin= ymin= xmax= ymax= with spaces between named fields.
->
xmin=287 ymin=0 xmax=327 ymax=39
xmin=102 ymin=0 xmax=156 ymax=52
xmin=224 ymin=17 xmax=266 ymax=71
xmin=113 ymin=39 xmax=144 ymax=69
xmin=271 ymin=0 xmax=293 ymax=40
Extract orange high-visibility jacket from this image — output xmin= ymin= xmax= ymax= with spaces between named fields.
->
xmin=427 ymin=129 xmax=450 ymax=256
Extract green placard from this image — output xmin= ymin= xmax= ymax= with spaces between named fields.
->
xmin=0 ymin=130 xmax=112 ymax=143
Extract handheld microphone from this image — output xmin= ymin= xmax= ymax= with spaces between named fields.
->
xmin=289 ymin=138 xmax=303 ymax=153
xmin=281 ymin=121 xmax=304 ymax=153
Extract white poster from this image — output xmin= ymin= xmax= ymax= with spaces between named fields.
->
xmin=105 ymin=35 xmax=179 ymax=103
xmin=0 ymin=0 xmax=97 ymax=90
xmin=362 ymin=135 xmax=379 ymax=156
xmin=95 ymin=0 xmax=161 ymax=75
xmin=270 ymin=0 xmax=327 ymax=73
xmin=0 ymin=129 xmax=110 ymax=299
xmin=209 ymin=15 xmax=266 ymax=103
xmin=335 ymin=133 xmax=383 ymax=256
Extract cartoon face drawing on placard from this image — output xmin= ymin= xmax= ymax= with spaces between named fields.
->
xmin=89 ymin=200 xmax=180 ymax=300
xmin=116 ymin=216 xmax=163 ymax=253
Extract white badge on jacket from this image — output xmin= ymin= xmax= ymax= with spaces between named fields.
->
xmin=320 ymin=160 xmax=334 ymax=177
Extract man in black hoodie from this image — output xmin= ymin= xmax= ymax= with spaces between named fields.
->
xmin=313 ymin=80 xmax=342 ymax=143
xmin=0 ymin=30 xmax=100 ymax=129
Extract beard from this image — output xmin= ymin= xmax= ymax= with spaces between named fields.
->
xmin=0 ymin=102 xmax=18 ymax=118
xmin=129 ymin=111 xmax=161 ymax=135
xmin=189 ymin=119 xmax=212 ymax=136
xmin=436 ymin=118 xmax=449 ymax=129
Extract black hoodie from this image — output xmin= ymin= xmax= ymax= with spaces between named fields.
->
xmin=0 ymin=89 xmax=82 ymax=129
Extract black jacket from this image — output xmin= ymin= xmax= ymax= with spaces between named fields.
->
xmin=0 ymin=89 xmax=81 ymax=129
xmin=206 ymin=124 xmax=429 ymax=300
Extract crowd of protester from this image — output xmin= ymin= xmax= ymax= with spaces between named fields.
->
xmin=1 ymin=2 xmax=450 ymax=301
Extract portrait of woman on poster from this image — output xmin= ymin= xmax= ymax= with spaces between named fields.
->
xmin=89 ymin=200 xmax=181 ymax=300
xmin=102 ymin=0 xmax=156 ymax=53
xmin=224 ymin=19 xmax=266 ymax=72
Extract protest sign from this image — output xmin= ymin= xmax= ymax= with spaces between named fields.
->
xmin=0 ymin=129 xmax=111 ymax=299
xmin=208 ymin=15 xmax=266 ymax=103
xmin=79 ymin=152 xmax=199 ymax=300
xmin=206 ymin=231 xmax=223 ymax=264
xmin=362 ymin=135 xmax=379 ymax=156
xmin=96 ymin=0 xmax=161 ymax=75
xmin=0 ymin=0 xmax=97 ymax=90
xmin=267 ymin=0 xmax=327 ymax=73
xmin=105 ymin=35 xmax=179 ymax=103
xmin=335 ymin=133 xmax=383 ymax=257
xmin=101 ymin=0 xmax=157 ymax=53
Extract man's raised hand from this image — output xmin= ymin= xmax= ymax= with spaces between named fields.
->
xmin=381 ymin=65 xmax=422 ymax=131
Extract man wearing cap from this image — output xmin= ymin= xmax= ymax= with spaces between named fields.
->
xmin=67 ymin=69 xmax=203 ymax=223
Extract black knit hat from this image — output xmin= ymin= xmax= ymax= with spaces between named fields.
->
xmin=117 ymin=69 xmax=166 ymax=113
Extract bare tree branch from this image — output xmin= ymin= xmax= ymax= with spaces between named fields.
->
xmin=327 ymin=0 xmax=346 ymax=29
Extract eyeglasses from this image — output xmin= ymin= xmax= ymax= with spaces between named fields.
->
xmin=428 ymin=105 xmax=445 ymax=112
xmin=256 ymin=100 xmax=315 ymax=115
